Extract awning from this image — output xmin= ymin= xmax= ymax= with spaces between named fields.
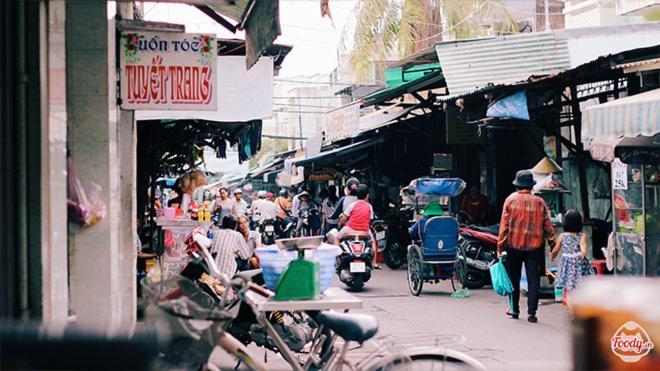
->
xmin=361 ymin=70 xmax=445 ymax=107
xmin=246 ymin=159 xmax=282 ymax=178
xmin=588 ymin=134 xmax=660 ymax=164
xmin=583 ymin=89 xmax=659 ymax=164
xmin=358 ymin=105 xmax=415 ymax=132
xmin=582 ymin=88 xmax=659 ymax=140
xmin=203 ymin=0 xmax=281 ymax=69
xmin=295 ymin=137 xmax=385 ymax=166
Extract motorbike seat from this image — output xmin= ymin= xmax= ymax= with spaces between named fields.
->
xmin=315 ymin=311 xmax=378 ymax=343
xmin=469 ymin=225 xmax=499 ymax=235
xmin=342 ymin=232 xmax=371 ymax=241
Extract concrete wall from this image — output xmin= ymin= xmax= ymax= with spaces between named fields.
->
xmin=41 ymin=0 xmax=69 ymax=331
xmin=564 ymin=0 xmax=645 ymax=28
xmin=66 ymin=0 xmax=135 ymax=334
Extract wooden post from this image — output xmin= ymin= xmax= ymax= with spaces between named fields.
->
xmin=570 ymin=85 xmax=590 ymax=219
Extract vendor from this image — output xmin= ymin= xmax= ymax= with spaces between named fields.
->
xmin=460 ymin=186 xmax=488 ymax=223
xmin=167 ymin=170 xmax=207 ymax=213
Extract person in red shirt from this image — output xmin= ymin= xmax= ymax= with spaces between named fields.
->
xmin=338 ymin=184 xmax=373 ymax=235
xmin=335 ymin=184 xmax=380 ymax=268
xmin=497 ymin=170 xmax=555 ymax=323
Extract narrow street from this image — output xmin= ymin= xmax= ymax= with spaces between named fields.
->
xmin=213 ymin=266 xmax=572 ymax=371
xmin=349 ymin=267 xmax=572 ymax=371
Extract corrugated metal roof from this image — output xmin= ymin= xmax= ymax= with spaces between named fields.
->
xmin=436 ymin=32 xmax=571 ymax=96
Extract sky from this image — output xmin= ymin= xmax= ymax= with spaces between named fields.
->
xmin=141 ymin=0 xmax=358 ymax=78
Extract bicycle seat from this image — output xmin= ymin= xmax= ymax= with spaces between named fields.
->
xmin=315 ymin=312 xmax=378 ymax=343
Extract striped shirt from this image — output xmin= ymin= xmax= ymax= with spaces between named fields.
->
xmin=497 ymin=190 xmax=556 ymax=252
xmin=210 ymin=229 xmax=252 ymax=277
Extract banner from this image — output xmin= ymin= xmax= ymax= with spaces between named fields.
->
xmin=119 ymin=31 xmax=217 ymax=111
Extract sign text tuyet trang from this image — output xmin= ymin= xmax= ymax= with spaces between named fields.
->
xmin=119 ymin=31 xmax=217 ymax=111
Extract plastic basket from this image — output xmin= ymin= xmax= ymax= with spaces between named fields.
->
xmin=306 ymin=244 xmax=341 ymax=293
xmin=255 ymin=248 xmax=297 ymax=291
xmin=255 ymin=244 xmax=340 ymax=292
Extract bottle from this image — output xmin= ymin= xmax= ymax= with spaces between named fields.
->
xmin=205 ymin=208 xmax=211 ymax=221
xmin=198 ymin=205 xmax=205 ymax=221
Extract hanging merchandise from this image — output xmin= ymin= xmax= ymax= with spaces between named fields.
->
xmin=67 ymin=159 xmax=106 ymax=228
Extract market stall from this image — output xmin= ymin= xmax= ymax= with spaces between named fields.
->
xmin=583 ymin=88 xmax=660 ymax=276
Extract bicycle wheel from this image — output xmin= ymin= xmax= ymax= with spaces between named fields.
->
xmin=377 ymin=353 xmax=484 ymax=371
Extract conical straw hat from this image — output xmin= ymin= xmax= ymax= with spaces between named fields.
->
xmin=532 ymin=156 xmax=563 ymax=174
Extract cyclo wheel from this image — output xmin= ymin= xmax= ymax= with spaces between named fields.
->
xmin=452 ymin=258 xmax=467 ymax=292
xmin=407 ymin=246 xmax=423 ymax=296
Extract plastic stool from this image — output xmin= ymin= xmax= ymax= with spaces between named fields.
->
xmin=590 ymin=259 xmax=607 ymax=275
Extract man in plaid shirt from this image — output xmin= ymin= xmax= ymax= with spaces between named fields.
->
xmin=210 ymin=215 xmax=252 ymax=277
xmin=498 ymin=170 xmax=555 ymax=323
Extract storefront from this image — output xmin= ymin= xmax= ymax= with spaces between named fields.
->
xmin=584 ymin=88 xmax=660 ymax=276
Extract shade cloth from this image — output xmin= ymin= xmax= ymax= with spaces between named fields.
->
xmin=583 ymin=89 xmax=659 ymax=164
xmin=582 ymin=88 xmax=659 ymax=141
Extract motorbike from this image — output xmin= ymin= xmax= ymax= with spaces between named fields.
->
xmin=276 ymin=217 xmax=296 ymax=240
xmin=457 ymin=224 xmax=499 ymax=289
xmin=382 ymin=203 xmax=414 ymax=269
xmin=336 ymin=232 xmax=374 ymax=291
xmin=257 ymin=218 xmax=277 ymax=245
xmin=298 ymin=208 xmax=320 ymax=237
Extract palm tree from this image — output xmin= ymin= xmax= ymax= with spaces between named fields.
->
xmin=339 ymin=0 xmax=519 ymax=82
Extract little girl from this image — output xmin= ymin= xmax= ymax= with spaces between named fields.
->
xmin=551 ymin=210 xmax=588 ymax=295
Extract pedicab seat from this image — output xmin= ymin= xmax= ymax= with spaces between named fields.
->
xmin=420 ymin=216 xmax=459 ymax=263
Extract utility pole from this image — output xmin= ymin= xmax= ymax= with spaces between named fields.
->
xmin=544 ymin=0 xmax=551 ymax=31
xmin=297 ymin=93 xmax=304 ymax=149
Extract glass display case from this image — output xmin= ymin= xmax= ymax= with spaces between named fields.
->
xmin=611 ymin=161 xmax=660 ymax=276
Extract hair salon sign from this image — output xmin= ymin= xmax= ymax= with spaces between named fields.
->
xmin=119 ymin=31 xmax=217 ymax=110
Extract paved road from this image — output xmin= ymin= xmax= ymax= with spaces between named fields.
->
xmin=213 ymin=267 xmax=572 ymax=370
xmin=348 ymin=266 xmax=572 ymax=371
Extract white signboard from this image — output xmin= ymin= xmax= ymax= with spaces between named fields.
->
xmin=119 ymin=31 xmax=217 ymax=111
xmin=612 ymin=158 xmax=628 ymax=190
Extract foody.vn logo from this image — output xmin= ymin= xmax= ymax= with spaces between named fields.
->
xmin=611 ymin=321 xmax=654 ymax=363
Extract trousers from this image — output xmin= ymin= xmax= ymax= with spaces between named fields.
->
xmin=505 ymin=247 xmax=544 ymax=315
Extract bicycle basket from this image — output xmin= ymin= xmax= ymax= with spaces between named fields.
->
xmin=141 ymin=276 xmax=239 ymax=323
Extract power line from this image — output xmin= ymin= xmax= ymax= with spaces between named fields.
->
xmin=274 ymin=79 xmax=354 ymax=86
xmin=274 ymin=109 xmax=327 ymax=114
xmin=275 ymin=103 xmax=340 ymax=109
xmin=273 ymin=96 xmax=346 ymax=99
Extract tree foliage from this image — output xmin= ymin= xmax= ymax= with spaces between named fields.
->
xmin=340 ymin=0 xmax=519 ymax=82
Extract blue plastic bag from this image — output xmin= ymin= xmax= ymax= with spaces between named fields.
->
xmin=490 ymin=259 xmax=513 ymax=296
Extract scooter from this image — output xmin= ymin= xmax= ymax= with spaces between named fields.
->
xmin=336 ymin=232 xmax=373 ymax=291
xmin=258 ymin=218 xmax=277 ymax=245
xmin=276 ymin=217 xmax=296 ymax=240
xmin=298 ymin=208 xmax=320 ymax=237
xmin=457 ymin=224 xmax=499 ymax=289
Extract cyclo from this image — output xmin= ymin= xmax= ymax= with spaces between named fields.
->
xmin=403 ymin=177 xmax=468 ymax=296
